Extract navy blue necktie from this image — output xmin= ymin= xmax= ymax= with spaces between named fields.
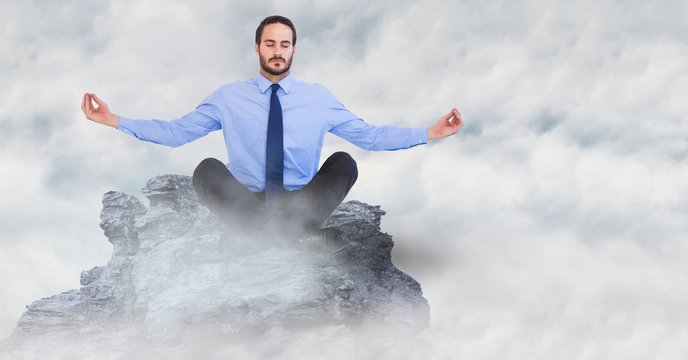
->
xmin=265 ymin=83 xmax=284 ymax=207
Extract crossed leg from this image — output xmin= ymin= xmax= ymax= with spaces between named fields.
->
xmin=192 ymin=152 xmax=358 ymax=240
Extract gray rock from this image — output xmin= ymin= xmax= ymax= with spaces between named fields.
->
xmin=1 ymin=175 xmax=429 ymax=358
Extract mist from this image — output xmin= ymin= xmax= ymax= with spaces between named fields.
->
xmin=1 ymin=0 xmax=687 ymax=358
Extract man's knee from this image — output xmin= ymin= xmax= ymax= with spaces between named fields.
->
xmin=193 ymin=158 xmax=223 ymax=180
xmin=327 ymin=151 xmax=358 ymax=182
xmin=192 ymin=158 xmax=225 ymax=193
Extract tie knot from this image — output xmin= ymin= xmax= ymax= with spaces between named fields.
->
xmin=271 ymin=84 xmax=280 ymax=93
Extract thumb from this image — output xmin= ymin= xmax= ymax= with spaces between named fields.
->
xmin=440 ymin=110 xmax=453 ymax=122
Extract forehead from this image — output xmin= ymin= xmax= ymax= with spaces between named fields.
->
xmin=261 ymin=23 xmax=293 ymax=43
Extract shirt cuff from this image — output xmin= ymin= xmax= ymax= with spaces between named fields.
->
xmin=116 ymin=116 xmax=136 ymax=136
xmin=411 ymin=127 xmax=428 ymax=146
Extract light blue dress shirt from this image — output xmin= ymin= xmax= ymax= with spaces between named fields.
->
xmin=118 ymin=74 xmax=428 ymax=191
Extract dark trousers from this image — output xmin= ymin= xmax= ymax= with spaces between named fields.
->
xmin=192 ymin=152 xmax=358 ymax=239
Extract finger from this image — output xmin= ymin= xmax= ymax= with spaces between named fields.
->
xmin=452 ymin=108 xmax=462 ymax=120
xmin=443 ymin=112 xmax=456 ymax=124
xmin=453 ymin=109 xmax=464 ymax=125
xmin=92 ymin=93 xmax=106 ymax=107
xmin=440 ymin=110 xmax=453 ymax=122
xmin=88 ymin=94 xmax=96 ymax=112
xmin=81 ymin=93 xmax=88 ymax=115
xmin=84 ymin=93 xmax=91 ymax=111
xmin=85 ymin=94 xmax=95 ymax=115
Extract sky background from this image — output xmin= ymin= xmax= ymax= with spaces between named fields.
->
xmin=1 ymin=0 xmax=687 ymax=358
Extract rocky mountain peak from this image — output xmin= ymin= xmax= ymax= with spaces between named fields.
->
xmin=1 ymin=175 xmax=429 ymax=358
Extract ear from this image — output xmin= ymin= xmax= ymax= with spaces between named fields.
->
xmin=254 ymin=43 xmax=259 ymax=55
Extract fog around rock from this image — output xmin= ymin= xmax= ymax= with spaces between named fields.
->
xmin=1 ymin=1 xmax=687 ymax=358
xmin=1 ymin=175 xmax=430 ymax=359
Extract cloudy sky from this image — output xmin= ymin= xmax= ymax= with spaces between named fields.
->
xmin=1 ymin=0 xmax=687 ymax=357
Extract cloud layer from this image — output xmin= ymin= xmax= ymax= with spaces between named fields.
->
xmin=1 ymin=0 xmax=687 ymax=358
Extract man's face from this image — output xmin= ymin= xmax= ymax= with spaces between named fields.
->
xmin=256 ymin=23 xmax=295 ymax=77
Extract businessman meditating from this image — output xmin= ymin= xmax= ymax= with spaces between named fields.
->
xmin=82 ymin=15 xmax=463 ymax=242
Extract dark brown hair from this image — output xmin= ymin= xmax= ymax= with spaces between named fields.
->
xmin=255 ymin=15 xmax=297 ymax=45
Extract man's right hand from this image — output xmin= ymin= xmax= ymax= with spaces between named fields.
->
xmin=82 ymin=93 xmax=119 ymax=128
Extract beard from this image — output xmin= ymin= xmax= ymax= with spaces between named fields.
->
xmin=259 ymin=52 xmax=293 ymax=76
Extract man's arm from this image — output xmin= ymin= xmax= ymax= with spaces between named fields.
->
xmin=81 ymin=92 xmax=222 ymax=147
xmin=428 ymin=108 xmax=464 ymax=140
xmin=324 ymin=88 xmax=463 ymax=150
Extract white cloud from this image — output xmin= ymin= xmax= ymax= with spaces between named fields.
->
xmin=1 ymin=0 xmax=687 ymax=358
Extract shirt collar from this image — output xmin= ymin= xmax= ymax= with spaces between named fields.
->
xmin=257 ymin=73 xmax=294 ymax=94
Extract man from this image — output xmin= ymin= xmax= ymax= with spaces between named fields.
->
xmin=82 ymin=15 xmax=463 ymax=241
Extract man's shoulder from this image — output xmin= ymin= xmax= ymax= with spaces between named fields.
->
xmin=290 ymin=78 xmax=334 ymax=97
xmin=215 ymin=79 xmax=260 ymax=91
xmin=201 ymin=79 xmax=260 ymax=101
xmin=290 ymin=77 xmax=326 ymax=89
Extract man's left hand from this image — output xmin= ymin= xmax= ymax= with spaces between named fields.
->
xmin=428 ymin=108 xmax=464 ymax=140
